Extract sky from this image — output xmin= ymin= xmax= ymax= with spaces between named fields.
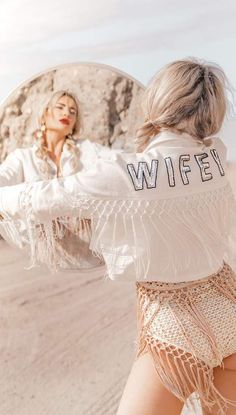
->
xmin=1 ymin=0 xmax=236 ymax=157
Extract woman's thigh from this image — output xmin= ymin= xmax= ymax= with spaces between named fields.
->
xmin=202 ymin=353 xmax=236 ymax=415
xmin=116 ymin=352 xmax=184 ymax=415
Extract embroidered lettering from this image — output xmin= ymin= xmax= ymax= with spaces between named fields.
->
xmin=164 ymin=157 xmax=175 ymax=187
xmin=210 ymin=149 xmax=225 ymax=176
xmin=127 ymin=160 xmax=159 ymax=191
xmin=126 ymin=150 xmax=221 ymax=191
xmin=179 ymin=154 xmax=191 ymax=185
xmin=194 ymin=153 xmax=213 ymax=182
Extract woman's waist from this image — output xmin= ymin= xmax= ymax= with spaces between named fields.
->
xmin=136 ymin=260 xmax=231 ymax=291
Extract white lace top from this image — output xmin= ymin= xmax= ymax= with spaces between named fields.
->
xmin=0 ymin=130 xmax=235 ymax=282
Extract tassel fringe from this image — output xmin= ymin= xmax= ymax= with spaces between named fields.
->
xmin=135 ymin=262 xmax=236 ymax=415
xmin=1 ymin=181 xmax=236 ymax=280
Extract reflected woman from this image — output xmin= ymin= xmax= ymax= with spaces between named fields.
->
xmin=0 ymin=90 xmax=108 ymax=271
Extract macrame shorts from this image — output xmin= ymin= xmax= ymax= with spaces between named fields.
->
xmin=135 ymin=261 xmax=236 ymax=415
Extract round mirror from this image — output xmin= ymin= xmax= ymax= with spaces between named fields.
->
xmin=0 ymin=62 xmax=144 ymax=273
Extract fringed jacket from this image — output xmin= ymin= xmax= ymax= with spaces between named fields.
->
xmin=0 ymin=138 xmax=115 ymax=271
xmin=0 ymin=130 xmax=235 ymax=282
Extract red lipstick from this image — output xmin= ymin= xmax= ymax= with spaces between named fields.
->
xmin=60 ymin=118 xmax=70 ymax=125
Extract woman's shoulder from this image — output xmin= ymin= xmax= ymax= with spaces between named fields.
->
xmin=4 ymin=145 xmax=40 ymax=166
xmin=3 ymin=147 xmax=26 ymax=162
xmin=207 ymin=136 xmax=227 ymax=167
xmin=10 ymin=145 xmax=36 ymax=154
xmin=76 ymin=138 xmax=103 ymax=150
xmin=74 ymin=138 xmax=113 ymax=157
xmin=210 ymin=136 xmax=227 ymax=153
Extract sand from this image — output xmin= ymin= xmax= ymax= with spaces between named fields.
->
xmin=0 ymin=240 xmax=203 ymax=414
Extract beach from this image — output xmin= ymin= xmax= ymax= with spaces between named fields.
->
xmin=0 ymin=240 xmax=202 ymax=414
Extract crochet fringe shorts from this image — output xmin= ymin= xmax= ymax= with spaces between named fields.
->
xmin=135 ymin=261 xmax=236 ymax=415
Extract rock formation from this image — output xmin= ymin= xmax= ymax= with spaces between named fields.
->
xmin=0 ymin=63 xmax=144 ymax=161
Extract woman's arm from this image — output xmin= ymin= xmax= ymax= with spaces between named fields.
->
xmin=0 ymin=152 xmax=134 ymax=222
xmin=0 ymin=153 xmax=135 ymax=269
xmin=0 ymin=149 xmax=24 ymax=186
xmin=0 ymin=149 xmax=26 ymax=244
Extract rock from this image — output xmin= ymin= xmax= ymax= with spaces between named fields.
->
xmin=0 ymin=64 xmax=144 ymax=161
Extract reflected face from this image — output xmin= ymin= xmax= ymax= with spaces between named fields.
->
xmin=44 ymin=95 xmax=78 ymax=136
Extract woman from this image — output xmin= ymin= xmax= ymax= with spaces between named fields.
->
xmin=0 ymin=59 xmax=236 ymax=414
xmin=0 ymin=89 xmax=109 ymax=271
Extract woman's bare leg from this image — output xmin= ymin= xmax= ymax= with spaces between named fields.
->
xmin=202 ymin=353 xmax=236 ymax=415
xmin=116 ymin=352 xmax=184 ymax=415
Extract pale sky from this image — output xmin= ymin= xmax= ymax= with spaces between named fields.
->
xmin=1 ymin=0 xmax=236 ymax=158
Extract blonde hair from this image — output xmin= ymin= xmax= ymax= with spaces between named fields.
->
xmin=136 ymin=58 xmax=234 ymax=152
xmin=35 ymin=90 xmax=83 ymax=176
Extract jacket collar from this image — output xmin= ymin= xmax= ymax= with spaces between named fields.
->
xmin=144 ymin=130 xmax=213 ymax=151
xmin=32 ymin=140 xmax=76 ymax=164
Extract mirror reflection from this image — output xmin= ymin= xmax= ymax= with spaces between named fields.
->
xmin=0 ymin=63 xmax=144 ymax=272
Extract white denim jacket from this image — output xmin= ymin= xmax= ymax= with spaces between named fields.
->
xmin=0 ymin=138 xmax=115 ymax=271
xmin=0 ymin=130 xmax=235 ymax=282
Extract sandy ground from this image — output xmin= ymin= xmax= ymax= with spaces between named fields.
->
xmin=0 ymin=240 xmax=202 ymax=415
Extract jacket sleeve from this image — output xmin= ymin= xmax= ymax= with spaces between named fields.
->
xmin=0 ymin=152 xmax=134 ymax=222
xmin=0 ymin=149 xmax=24 ymax=186
xmin=0 ymin=149 xmax=27 ymax=245
xmin=0 ymin=153 xmax=136 ymax=270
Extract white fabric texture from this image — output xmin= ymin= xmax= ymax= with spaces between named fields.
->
xmin=0 ymin=139 xmax=115 ymax=271
xmin=0 ymin=139 xmax=114 ymax=186
xmin=0 ymin=130 xmax=235 ymax=282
